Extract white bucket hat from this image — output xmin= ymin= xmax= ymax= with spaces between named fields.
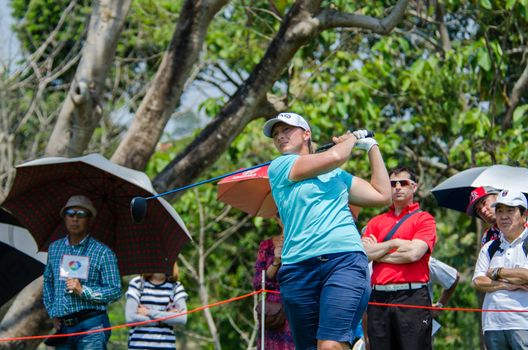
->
xmin=263 ymin=112 xmax=311 ymax=138
xmin=60 ymin=195 xmax=97 ymax=218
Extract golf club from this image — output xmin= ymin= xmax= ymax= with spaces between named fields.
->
xmin=316 ymin=130 xmax=375 ymax=153
xmin=131 ymin=161 xmax=271 ymax=223
xmin=131 ymin=129 xmax=374 ymax=223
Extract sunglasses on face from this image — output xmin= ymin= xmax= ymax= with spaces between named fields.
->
xmin=390 ymin=179 xmax=415 ymax=188
xmin=64 ymin=209 xmax=91 ymax=218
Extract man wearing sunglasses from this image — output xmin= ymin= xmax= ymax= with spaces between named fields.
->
xmin=43 ymin=195 xmax=122 ymax=349
xmin=362 ymin=166 xmax=437 ymax=350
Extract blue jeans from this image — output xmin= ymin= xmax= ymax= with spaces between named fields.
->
xmin=56 ymin=313 xmax=111 ymax=350
xmin=278 ymin=251 xmax=370 ymax=350
xmin=484 ymin=330 xmax=528 ymax=350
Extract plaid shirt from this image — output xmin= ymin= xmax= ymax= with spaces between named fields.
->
xmin=43 ymin=234 xmax=122 ymax=318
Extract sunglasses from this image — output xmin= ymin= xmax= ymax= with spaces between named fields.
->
xmin=390 ymin=179 xmax=415 ymax=188
xmin=64 ymin=209 xmax=91 ymax=218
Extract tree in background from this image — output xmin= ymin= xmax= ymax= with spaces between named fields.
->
xmin=0 ymin=0 xmax=527 ymax=349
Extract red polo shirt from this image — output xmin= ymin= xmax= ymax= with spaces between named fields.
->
xmin=364 ymin=203 xmax=436 ymax=285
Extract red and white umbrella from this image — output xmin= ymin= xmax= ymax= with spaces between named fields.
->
xmin=217 ymin=165 xmax=361 ymax=219
xmin=217 ymin=165 xmax=277 ymax=218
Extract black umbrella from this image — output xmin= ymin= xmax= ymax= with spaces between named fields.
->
xmin=0 ymin=209 xmax=45 ymax=306
xmin=431 ymin=165 xmax=528 ymax=213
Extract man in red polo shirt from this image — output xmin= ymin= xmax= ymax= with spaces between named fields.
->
xmin=362 ymin=166 xmax=436 ymax=350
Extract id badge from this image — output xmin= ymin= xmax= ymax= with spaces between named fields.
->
xmin=60 ymin=255 xmax=90 ymax=280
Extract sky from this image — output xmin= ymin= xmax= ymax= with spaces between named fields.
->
xmin=0 ymin=0 xmax=21 ymax=69
xmin=0 ymin=1 xmax=225 ymax=140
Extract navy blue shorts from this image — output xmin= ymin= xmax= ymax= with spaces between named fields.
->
xmin=278 ymin=251 xmax=370 ymax=350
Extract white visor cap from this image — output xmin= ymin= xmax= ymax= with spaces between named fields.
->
xmin=263 ymin=113 xmax=311 ymax=138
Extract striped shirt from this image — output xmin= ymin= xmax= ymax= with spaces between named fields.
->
xmin=43 ymin=235 xmax=122 ymax=318
xmin=126 ymin=276 xmax=188 ymax=350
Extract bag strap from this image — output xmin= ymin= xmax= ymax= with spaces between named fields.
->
xmin=487 ymin=239 xmax=502 ymax=260
xmin=383 ymin=210 xmax=421 ymax=242
xmin=488 ymin=235 xmax=528 ymax=260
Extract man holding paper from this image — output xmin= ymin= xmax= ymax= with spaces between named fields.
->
xmin=43 ymin=195 xmax=121 ymax=349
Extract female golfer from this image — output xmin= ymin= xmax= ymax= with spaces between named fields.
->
xmin=263 ymin=112 xmax=391 ymax=350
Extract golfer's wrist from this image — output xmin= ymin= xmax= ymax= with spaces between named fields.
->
xmin=272 ymin=258 xmax=281 ymax=266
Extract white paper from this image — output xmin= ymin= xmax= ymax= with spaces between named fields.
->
xmin=432 ymin=319 xmax=441 ymax=336
xmin=60 ymin=255 xmax=90 ymax=280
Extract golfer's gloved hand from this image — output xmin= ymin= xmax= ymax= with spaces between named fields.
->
xmin=352 ymin=129 xmax=378 ymax=152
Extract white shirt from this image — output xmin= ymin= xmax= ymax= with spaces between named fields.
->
xmin=428 ymin=257 xmax=458 ymax=302
xmin=473 ymin=228 xmax=528 ymax=331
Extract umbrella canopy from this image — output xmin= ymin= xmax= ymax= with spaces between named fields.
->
xmin=0 ymin=218 xmax=46 ymax=306
xmin=1 ymin=153 xmax=191 ymax=276
xmin=217 ymin=165 xmax=362 ymax=219
xmin=431 ymin=165 xmax=528 ymax=213
xmin=217 ymin=165 xmax=277 ymax=218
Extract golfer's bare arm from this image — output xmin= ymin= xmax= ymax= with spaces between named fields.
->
xmin=377 ymin=239 xmax=429 ymax=264
xmin=348 ymin=145 xmax=391 ymax=208
xmin=289 ymin=134 xmax=357 ymax=181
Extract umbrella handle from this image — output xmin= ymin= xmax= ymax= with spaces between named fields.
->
xmin=316 ymin=130 xmax=375 ymax=153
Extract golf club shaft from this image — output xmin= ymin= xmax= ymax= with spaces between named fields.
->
xmin=316 ymin=130 xmax=375 ymax=153
xmin=145 ymin=129 xmax=374 ymax=200
xmin=147 ymin=161 xmax=272 ymax=200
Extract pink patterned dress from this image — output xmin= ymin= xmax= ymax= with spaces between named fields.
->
xmin=253 ymin=238 xmax=295 ymax=350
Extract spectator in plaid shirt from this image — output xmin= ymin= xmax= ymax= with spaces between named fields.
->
xmin=43 ymin=195 xmax=122 ymax=349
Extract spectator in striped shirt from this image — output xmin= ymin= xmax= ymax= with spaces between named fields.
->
xmin=43 ymin=195 xmax=122 ymax=349
xmin=125 ymin=262 xmax=188 ymax=350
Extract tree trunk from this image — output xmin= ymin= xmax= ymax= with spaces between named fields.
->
xmin=0 ymin=277 xmax=51 ymax=350
xmin=0 ymin=1 xmax=410 ymax=347
xmin=153 ymin=0 xmax=410 ymax=194
xmin=153 ymin=2 xmax=320 ymax=194
xmin=46 ymin=0 xmax=132 ymax=157
xmin=0 ymin=2 xmax=132 ymax=348
xmin=111 ymin=0 xmax=229 ymax=170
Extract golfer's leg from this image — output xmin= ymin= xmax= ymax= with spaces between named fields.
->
xmin=318 ymin=252 xmax=370 ymax=348
xmin=278 ymin=262 xmax=320 ymax=350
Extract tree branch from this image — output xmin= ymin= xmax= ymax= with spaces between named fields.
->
xmin=317 ymin=0 xmax=410 ymax=34
xmin=503 ymin=54 xmax=528 ymax=129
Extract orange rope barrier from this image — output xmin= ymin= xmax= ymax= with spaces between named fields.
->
xmin=2 ymin=288 xmax=527 ymax=343
xmin=0 ymin=290 xmax=261 ymax=342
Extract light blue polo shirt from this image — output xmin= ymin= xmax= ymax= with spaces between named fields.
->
xmin=269 ymin=154 xmax=364 ymax=264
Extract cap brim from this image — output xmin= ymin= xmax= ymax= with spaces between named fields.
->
xmin=465 ymin=194 xmax=489 ymax=216
xmin=263 ymin=118 xmax=281 ymax=138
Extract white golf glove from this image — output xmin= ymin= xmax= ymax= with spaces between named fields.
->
xmin=352 ymin=129 xmax=378 ymax=152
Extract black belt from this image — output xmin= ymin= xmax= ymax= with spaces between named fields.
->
xmin=59 ymin=309 xmax=105 ymax=327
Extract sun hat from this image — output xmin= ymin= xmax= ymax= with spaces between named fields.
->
xmin=263 ymin=112 xmax=311 ymax=138
xmin=466 ymin=186 xmax=500 ymax=216
xmin=60 ymin=195 xmax=97 ymax=218
xmin=490 ymin=189 xmax=528 ymax=209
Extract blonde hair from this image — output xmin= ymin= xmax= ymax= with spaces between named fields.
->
xmin=167 ymin=262 xmax=180 ymax=282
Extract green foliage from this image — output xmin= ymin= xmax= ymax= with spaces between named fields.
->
xmin=6 ymin=0 xmax=528 ymax=348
